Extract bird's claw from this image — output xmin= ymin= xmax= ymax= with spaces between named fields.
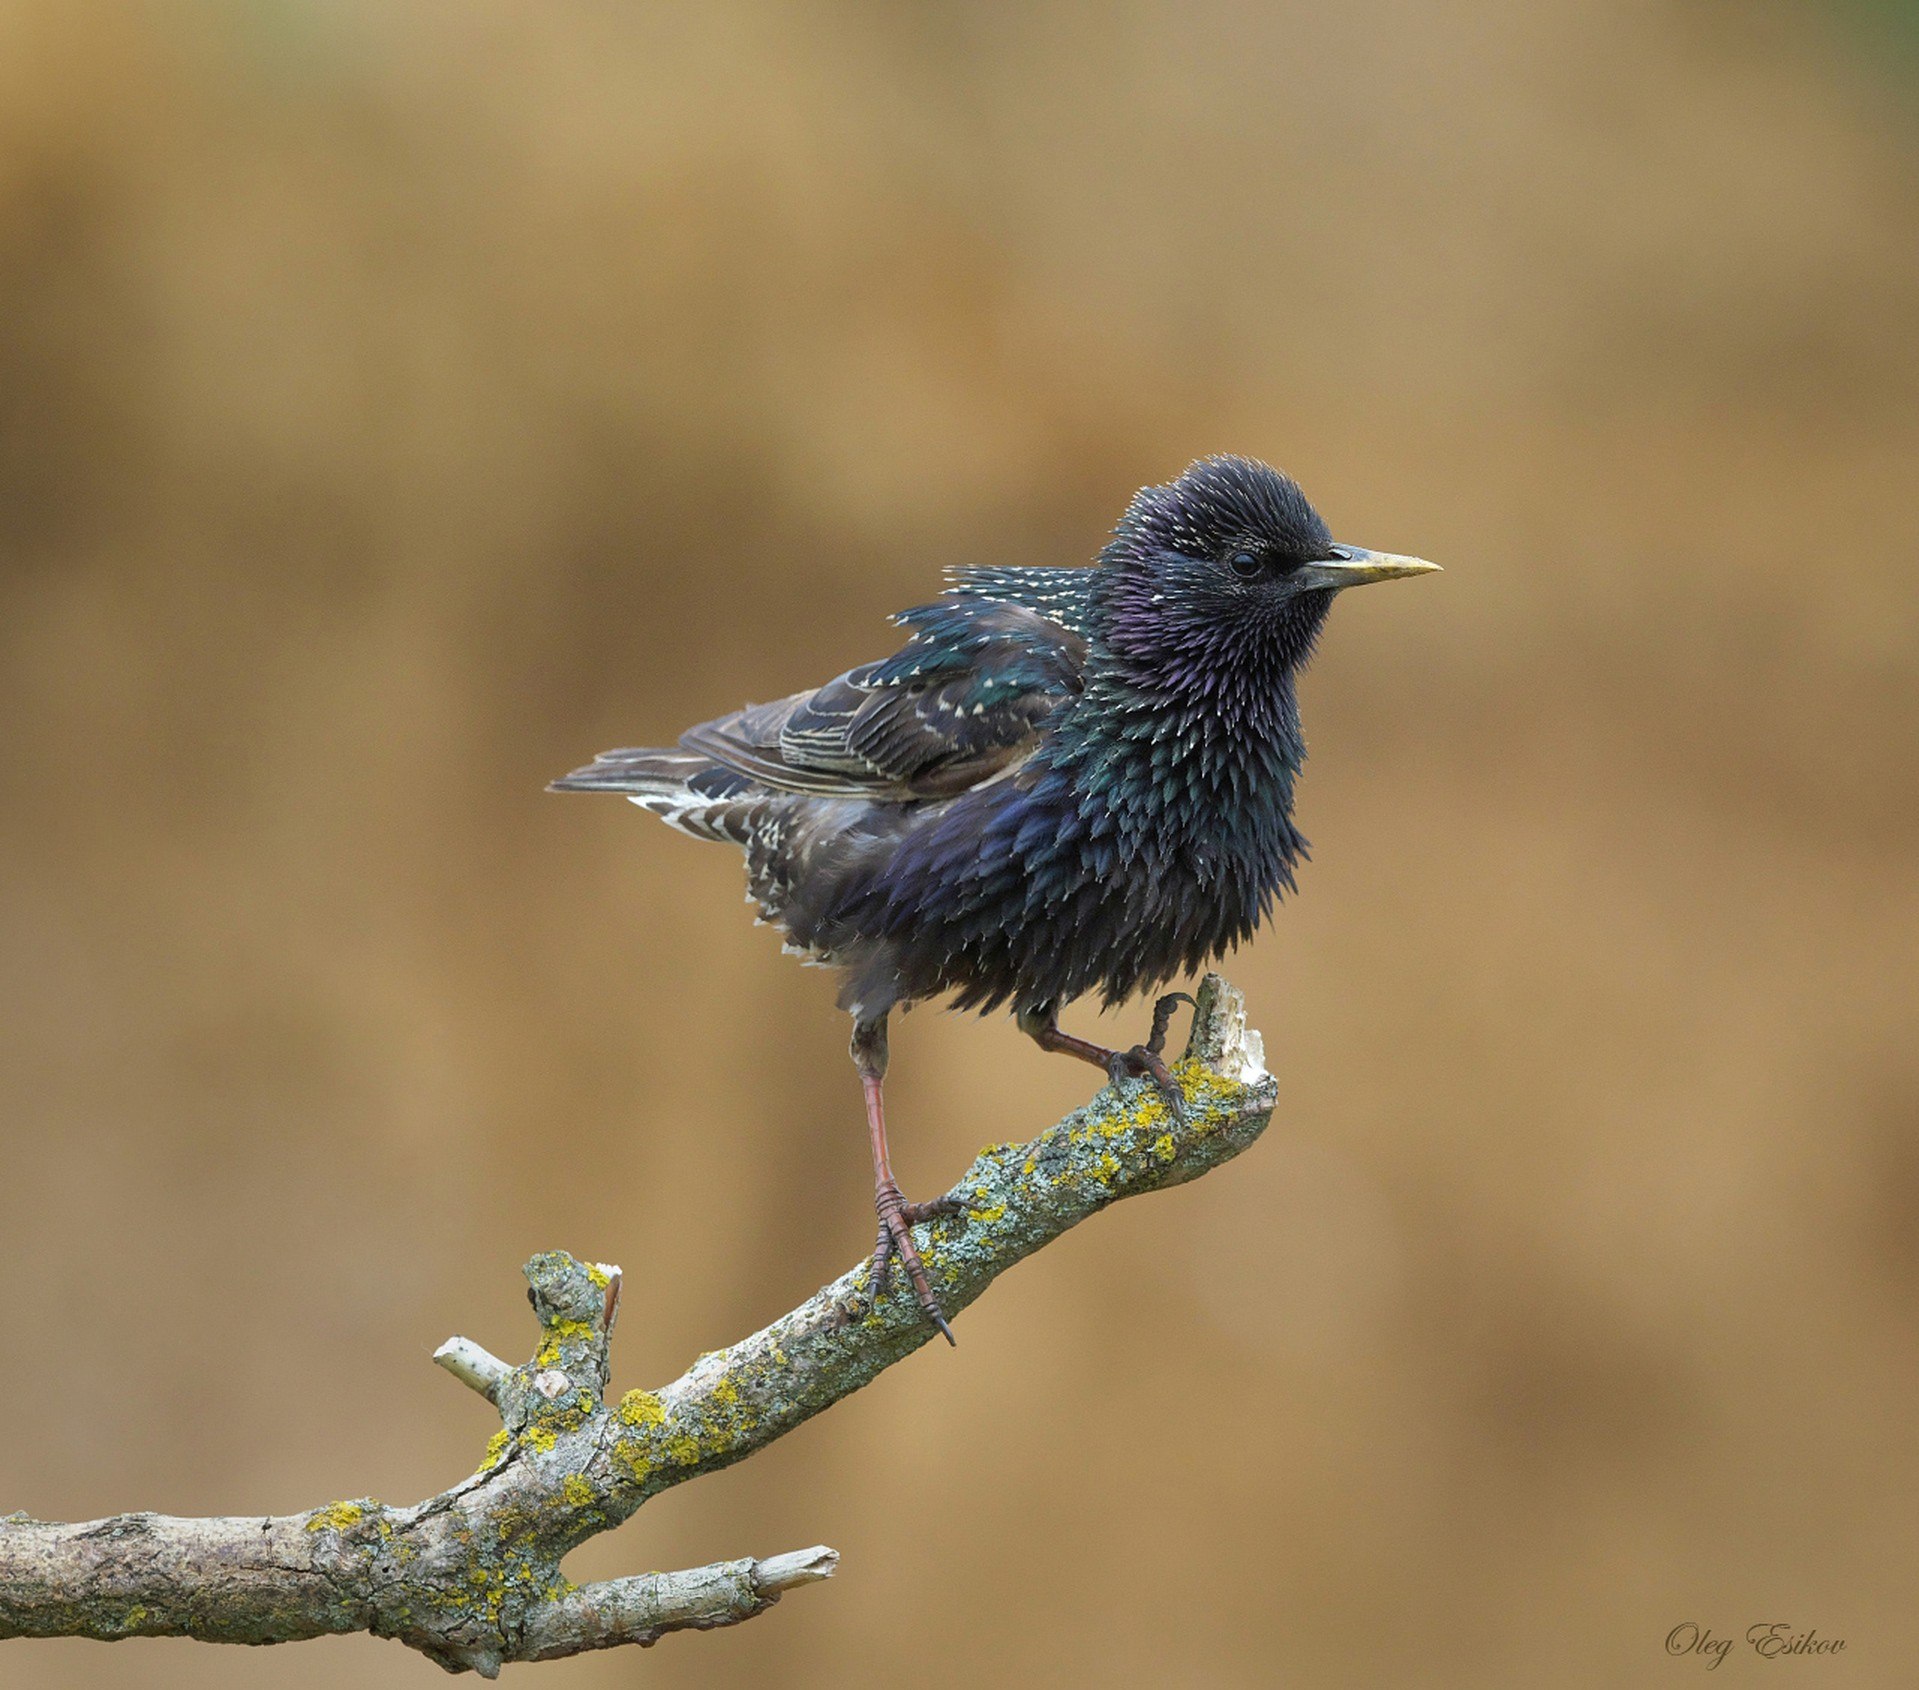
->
xmin=1104 ymin=991 xmax=1195 ymax=1122
xmin=1107 ymin=1044 xmax=1188 ymax=1124
xmin=869 ymin=1181 xmax=966 ymax=1345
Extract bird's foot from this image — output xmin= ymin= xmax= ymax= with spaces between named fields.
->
xmin=1106 ymin=991 xmax=1196 ymax=1123
xmin=869 ymin=1180 xmax=967 ymax=1345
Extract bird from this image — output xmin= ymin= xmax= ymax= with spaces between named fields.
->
xmin=552 ymin=455 xmax=1437 ymax=1342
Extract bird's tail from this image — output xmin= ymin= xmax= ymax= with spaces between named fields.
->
xmin=548 ymin=747 xmax=758 ymax=844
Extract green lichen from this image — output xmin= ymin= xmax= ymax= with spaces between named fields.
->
xmin=437 ymin=1494 xmax=566 ymax=1632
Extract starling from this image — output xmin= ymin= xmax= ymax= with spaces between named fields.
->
xmin=553 ymin=455 xmax=1436 ymax=1341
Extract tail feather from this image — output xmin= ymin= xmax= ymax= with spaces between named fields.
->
xmin=550 ymin=745 xmax=762 ymax=844
xmin=548 ymin=747 xmax=710 ymax=794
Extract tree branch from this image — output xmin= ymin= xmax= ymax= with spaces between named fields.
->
xmin=0 ymin=974 xmax=1275 ymax=1675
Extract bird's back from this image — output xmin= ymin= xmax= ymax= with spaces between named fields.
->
xmin=550 ymin=566 xmax=1097 ymax=986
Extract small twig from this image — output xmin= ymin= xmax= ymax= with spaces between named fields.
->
xmin=0 ymin=974 xmax=1275 ymax=1675
xmin=432 ymin=1336 xmax=513 ymax=1402
xmin=753 ymin=1545 xmax=841 ymax=1592
xmin=517 ymin=1546 xmax=840 ymax=1663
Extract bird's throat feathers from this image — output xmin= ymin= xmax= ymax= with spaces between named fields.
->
xmin=1043 ymin=554 xmax=1326 ymax=871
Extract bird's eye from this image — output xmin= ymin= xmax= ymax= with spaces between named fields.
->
xmin=1228 ymin=548 xmax=1263 ymax=580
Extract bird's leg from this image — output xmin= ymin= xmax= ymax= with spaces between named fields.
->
xmin=1017 ymin=992 xmax=1197 ymax=1122
xmin=851 ymin=1014 xmax=963 ymax=1346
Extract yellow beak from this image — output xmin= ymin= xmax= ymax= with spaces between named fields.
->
xmin=1307 ymin=546 xmax=1442 ymax=588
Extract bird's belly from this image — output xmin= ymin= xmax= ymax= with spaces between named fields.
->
xmin=814 ymin=777 xmax=1293 ymax=1016
xmin=929 ymin=842 xmax=1263 ymax=1011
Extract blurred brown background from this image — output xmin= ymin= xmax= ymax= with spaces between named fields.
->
xmin=3 ymin=2 xmax=1917 ymax=1685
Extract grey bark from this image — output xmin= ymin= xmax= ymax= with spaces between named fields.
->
xmin=0 ymin=974 xmax=1275 ymax=1675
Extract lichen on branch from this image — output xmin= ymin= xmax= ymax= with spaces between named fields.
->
xmin=0 ymin=974 xmax=1275 ymax=1676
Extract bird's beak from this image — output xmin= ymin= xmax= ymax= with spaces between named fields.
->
xmin=1302 ymin=545 xmax=1442 ymax=590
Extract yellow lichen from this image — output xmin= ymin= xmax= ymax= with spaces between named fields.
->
xmin=304 ymin=1501 xmax=366 ymax=1533
xmin=1130 ymin=1093 xmax=1169 ymax=1129
xmin=477 ymin=1428 xmax=511 ymax=1472
xmin=585 ymin=1263 xmax=611 ymax=1289
xmin=561 ymin=1474 xmax=597 ymax=1508
xmin=528 ymin=1397 xmax=592 ymax=1438
xmin=1090 ymin=1106 xmax=1140 ymax=1140
xmin=524 ymin=1426 xmax=557 ymax=1454
xmin=534 ymin=1317 xmax=596 ymax=1368
xmin=618 ymin=1389 xmax=666 ymax=1428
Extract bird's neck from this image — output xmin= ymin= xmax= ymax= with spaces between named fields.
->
xmin=1032 ymin=567 xmax=1334 ymax=877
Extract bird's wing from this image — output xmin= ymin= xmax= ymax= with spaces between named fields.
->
xmin=680 ymin=594 xmax=1087 ymax=802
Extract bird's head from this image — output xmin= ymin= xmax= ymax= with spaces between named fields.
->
xmin=1093 ymin=455 xmax=1437 ymax=703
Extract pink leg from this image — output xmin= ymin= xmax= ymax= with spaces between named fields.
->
xmin=852 ymin=1016 xmax=962 ymax=1345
